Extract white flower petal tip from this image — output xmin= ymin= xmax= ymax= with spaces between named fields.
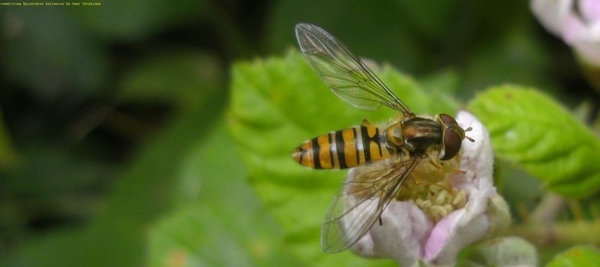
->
xmin=454 ymin=111 xmax=494 ymax=189
xmin=344 ymin=111 xmax=510 ymax=266
xmin=531 ymin=0 xmax=600 ymax=66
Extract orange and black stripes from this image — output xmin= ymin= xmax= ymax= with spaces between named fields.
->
xmin=292 ymin=125 xmax=394 ymax=169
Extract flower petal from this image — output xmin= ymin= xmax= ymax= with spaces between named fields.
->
xmin=423 ymin=111 xmax=497 ymax=264
xmin=532 ymin=0 xmax=600 ymax=66
xmin=349 ymin=111 xmax=498 ymax=266
xmin=580 ymin=0 xmax=600 ymax=23
xmin=423 ymin=188 xmax=494 ymax=263
xmin=449 ymin=111 xmax=494 ymax=191
xmin=351 ymin=201 xmax=433 ymax=266
xmin=565 ymin=20 xmax=600 ymax=65
xmin=531 ymin=0 xmax=573 ymax=36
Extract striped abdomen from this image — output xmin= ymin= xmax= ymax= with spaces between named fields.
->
xmin=292 ymin=125 xmax=394 ymax=169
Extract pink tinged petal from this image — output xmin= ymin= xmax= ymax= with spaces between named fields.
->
xmin=580 ymin=0 xmax=600 ymax=23
xmin=423 ymin=188 xmax=494 ymax=263
xmin=564 ymin=12 xmax=600 ymax=66
xmin=352 ymin=201 xmax=433 ymax=266
xmin=422 ymin=111 xmax=497 ymax=264
xmin=531 ymin=0 xmax=573 ymax=36
xmin=533 ymin=0 xmax=600 ymax=66
xmin=422 ymin=210 xmax=461 ymax=260
xmin=563 ymin=10 xmax=590 ymax=43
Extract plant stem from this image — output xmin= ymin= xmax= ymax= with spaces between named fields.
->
xmin=529 ymin=193 xmax=564 ymax=224
xmin=507 ymin=219 xmax=600 ymax=246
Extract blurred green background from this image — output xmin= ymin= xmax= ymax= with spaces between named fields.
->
xmin=0 ymin=0 xmax=598 ymax=266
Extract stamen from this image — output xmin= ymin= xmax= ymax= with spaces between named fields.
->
xmin=394 ymin=156 xmax=468 ymax=222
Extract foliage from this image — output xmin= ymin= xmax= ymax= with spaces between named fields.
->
xmin=229 ymin=50 xmax=459 ymax=265
xmin=1 ymin=0 xmax=599 ymax=266
xmin=229 ymin=50 xmax=600 ymax=265
xmin=546 ymin=245 xmax=600 ymax=267
xmin=469 ymin=86 xmax=600 ymax=197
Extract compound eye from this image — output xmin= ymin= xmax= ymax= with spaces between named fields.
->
xmin=440 ymin=128 xmax=461 ymax=160
xmin=437 ymin=114 xmax=463 ymax=160
xmin=439 ymin=113 xmax=457 ymax=124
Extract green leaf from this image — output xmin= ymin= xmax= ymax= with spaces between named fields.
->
xmin=2 ymin=75 xmax=226 ymax=267
xmin=228 ymin=50 xmax=460 ymax=265
xmin=545 ymin=245 xmax=600 ymax=267
xmin=468 ymin=86 xmax=600 ymax=197
xmin=0 ymin=221 xmax=144 ymax=267
xmin=5 ymin=8 xmax=108 ymax=96
xmin=0 ymin=112 xmax=17 ymax=169
xmin=148 ymin=123 xmax=300 ymax=267
xmin=117 ymin=51 xmax=222 ymax=112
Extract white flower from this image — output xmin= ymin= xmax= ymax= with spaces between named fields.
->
xmin=345 ymin=111 xmax=509 ymax=266
xmin=531 ymin=0 xmax=600 ymax=66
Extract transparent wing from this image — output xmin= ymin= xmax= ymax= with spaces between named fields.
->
xmin=320 ymin=157 xmax=421 ymax=252
xmin=295 ymin=23 xmax=414 ymax=116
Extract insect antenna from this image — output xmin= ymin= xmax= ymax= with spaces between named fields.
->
xmin=464 ymin=121 xmax=475 ymax=143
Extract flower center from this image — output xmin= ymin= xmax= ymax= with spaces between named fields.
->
xmin=395 ymin=157 xmax=468 ymax=222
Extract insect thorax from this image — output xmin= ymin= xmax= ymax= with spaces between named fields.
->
xmin=385 ymin=117 xmax=443 ymax=158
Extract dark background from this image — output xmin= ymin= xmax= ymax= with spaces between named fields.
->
xmin=0 ymin=0 xmax=596 ymax=266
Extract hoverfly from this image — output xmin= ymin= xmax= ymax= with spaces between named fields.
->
xmin=291 ymin=23 xmax=472 ymax=253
